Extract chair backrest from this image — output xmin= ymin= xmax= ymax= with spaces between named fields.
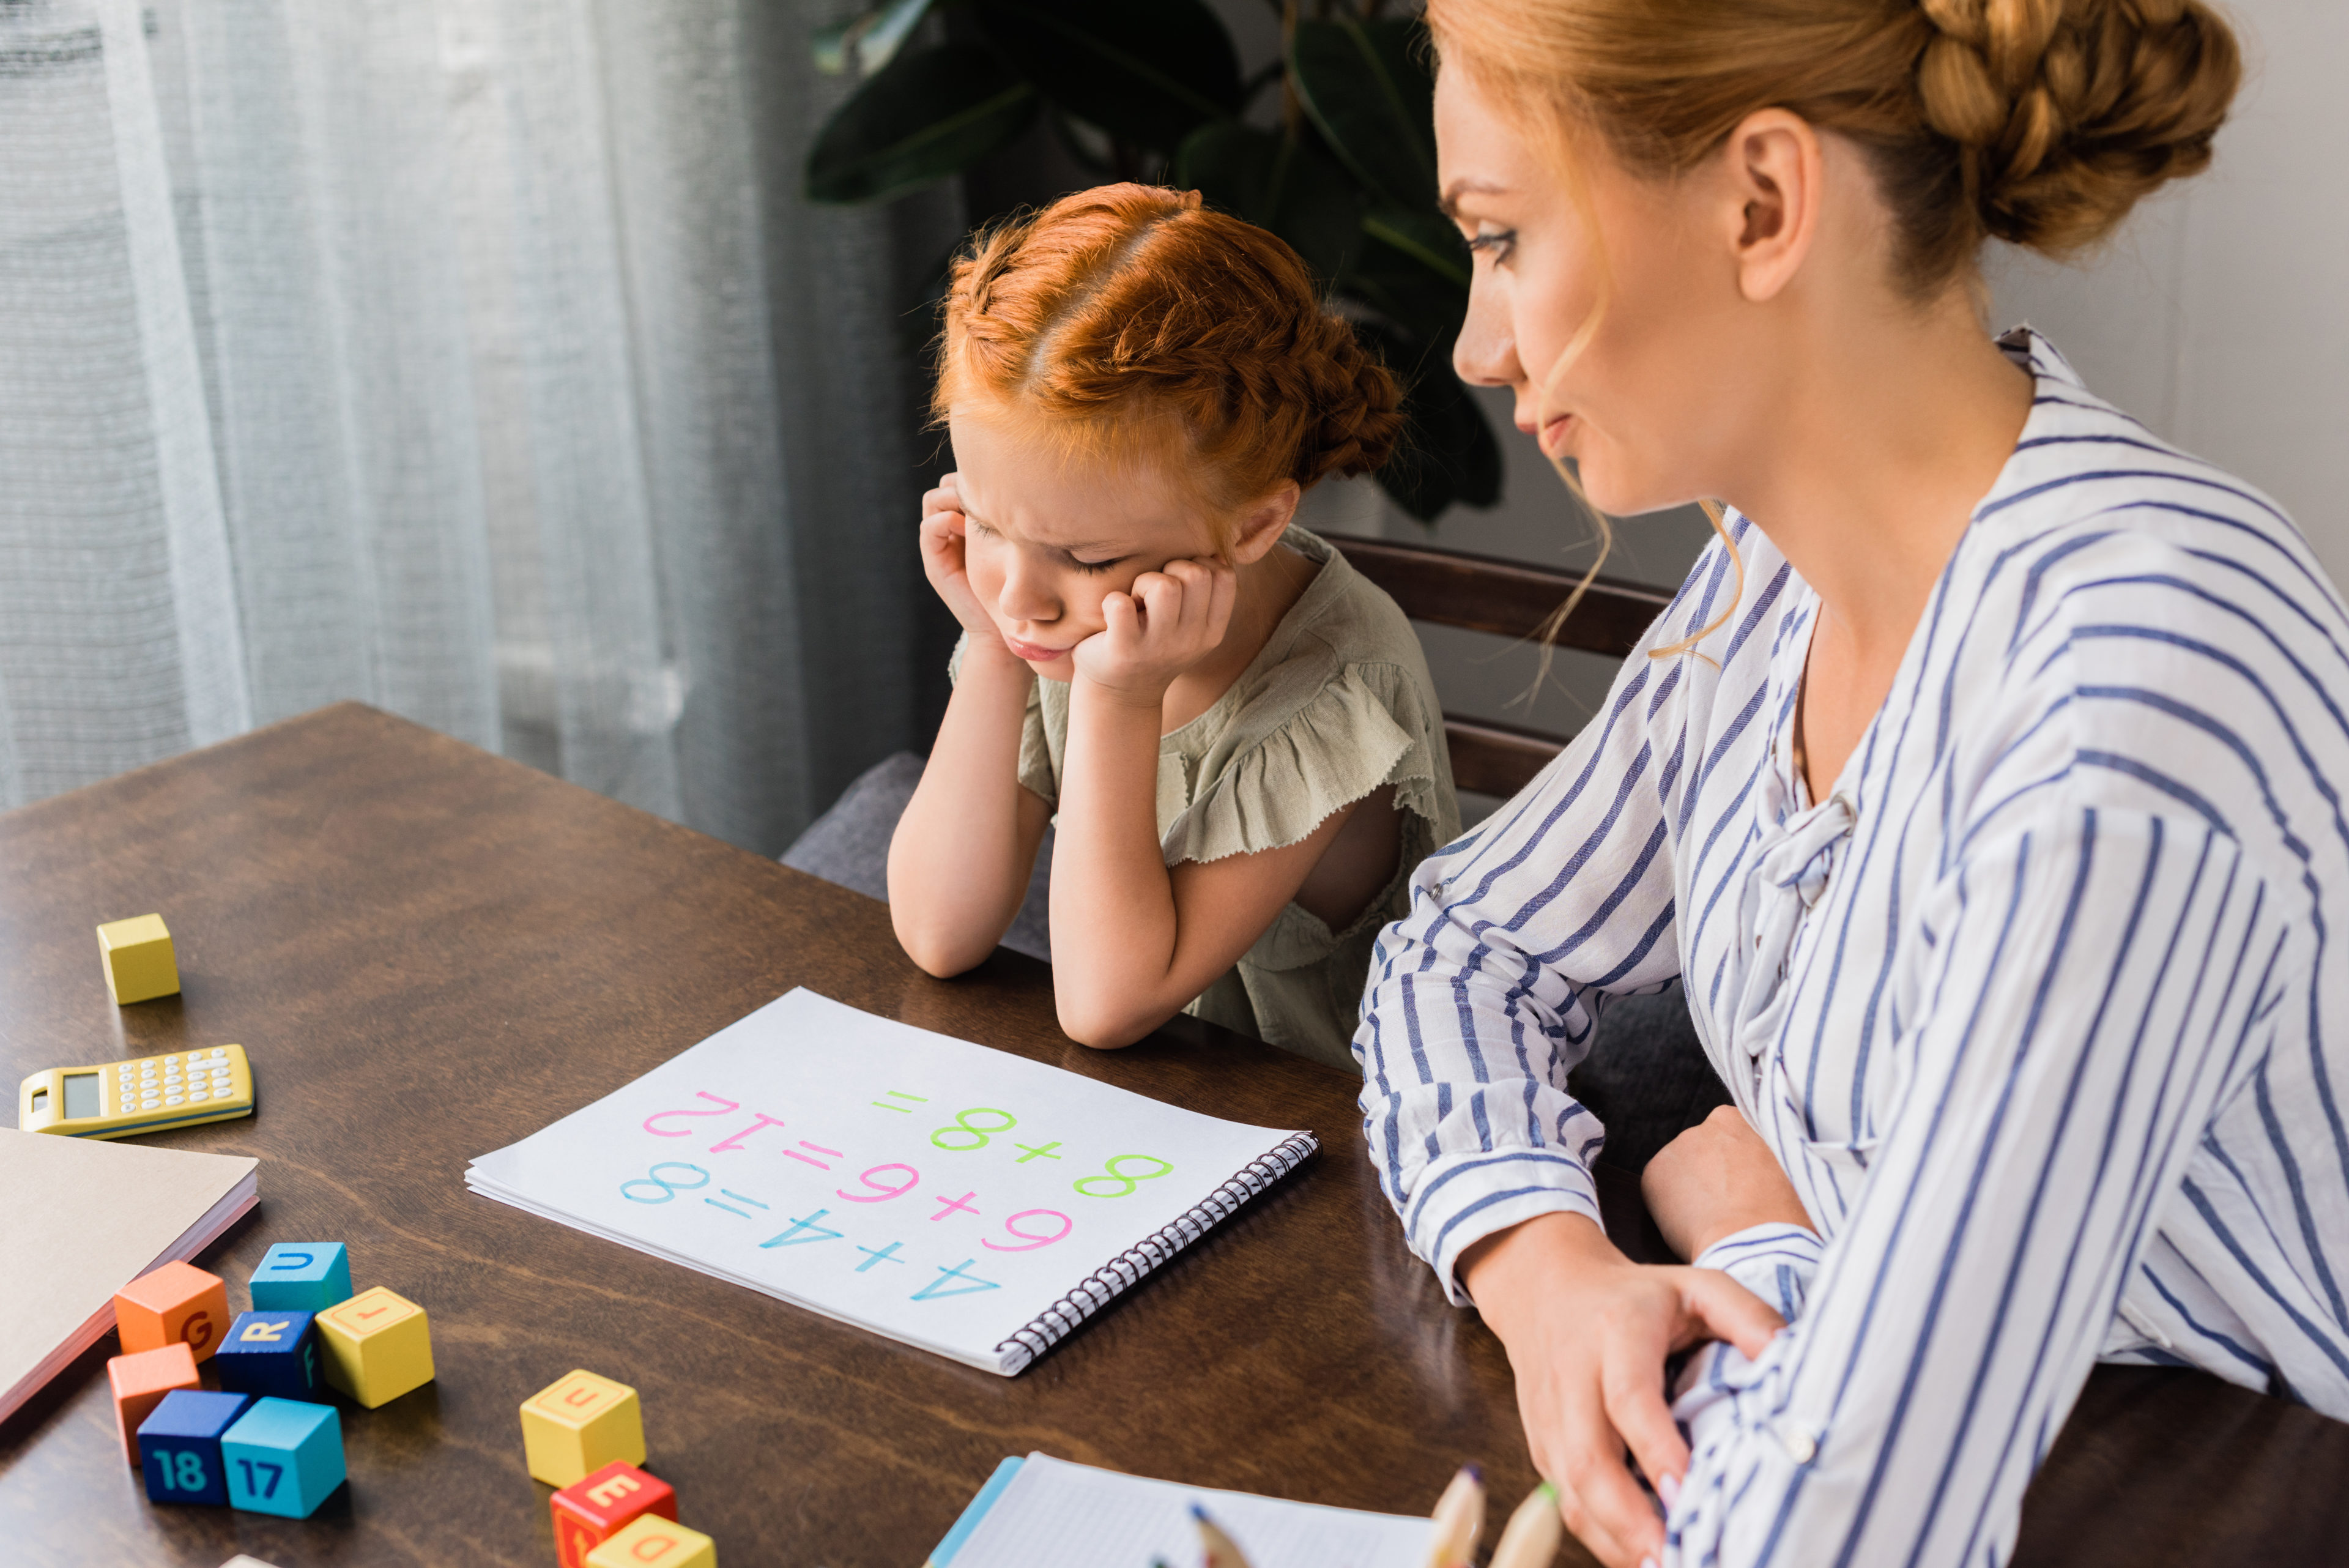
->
xmin=1325 ymin=533 xmax=1674 ymax=799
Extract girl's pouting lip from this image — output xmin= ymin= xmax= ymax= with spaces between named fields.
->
xmin=1001 ymin=635 xmax=1072 ymax=664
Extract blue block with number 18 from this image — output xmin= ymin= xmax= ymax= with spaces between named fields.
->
xmin=137 ymin=1388 xmax=251 ymax=1505
xmin=250 ymin=1242 xmax=351 ymax=1312
xmin=221 ymin=1397 xmax=345 ymax=1518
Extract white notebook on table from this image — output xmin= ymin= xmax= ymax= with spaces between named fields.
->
xmin=467 ymin=988 xmax=1316 ymax=1374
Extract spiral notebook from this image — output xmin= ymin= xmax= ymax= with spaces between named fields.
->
xmin=466 ymin=988 xmax=1316 ymax=1374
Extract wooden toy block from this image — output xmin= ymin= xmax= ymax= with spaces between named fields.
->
xmin=221 ymin=1396 xmax=345 ymax=1518
xmin=250 ymin=1242 xmax=352 ymax=1312
xmin=315 ymin=1286 xmax=434 ymax=1408
xmin=551 ymin=1461 xmax=680 ymax=1568
xmin=582 ymin=1514 xmax=716 ymax=1568
xmin=213 ymin=1310 xmax=321 ymax=1402
xmin=521 ymin=1369 xmax=647 ymax=1488
xmin=137 ymin=1388 xmax=250 ymax=1506
xmin=97 ymin=913 xmax=180 ymax=1005
xmin=106 ymin=1342 xmax=199 ymax=1465
xmin=115 ymin=1260 xmax=229 ymax=1363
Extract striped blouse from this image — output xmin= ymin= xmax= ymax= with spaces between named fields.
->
xmin=1356 ymin=330 xmax=2349 ymax=1567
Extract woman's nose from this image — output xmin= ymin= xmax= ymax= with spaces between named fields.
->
xmin=1452 ymin=281 xmax=1521 ymax=391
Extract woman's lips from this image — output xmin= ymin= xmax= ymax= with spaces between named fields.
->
xmin=1538 ymin=412 xmax=1575 ymax=454
xmin=1004 ymin=636 xmax=1070 ymax=663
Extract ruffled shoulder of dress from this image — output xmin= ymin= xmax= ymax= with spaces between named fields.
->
xmin=1160 ymin=660 xmax=1449 ymax=864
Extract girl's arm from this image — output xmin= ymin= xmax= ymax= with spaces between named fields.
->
xmin=887 ymin=482 xmax=1053 ymax=977
xmin=1047 ymin=559 xmax=1377 ymax=1047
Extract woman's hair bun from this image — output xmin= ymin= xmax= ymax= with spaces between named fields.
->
xmin=1915 ymin=0 xmax=2240 ymax=255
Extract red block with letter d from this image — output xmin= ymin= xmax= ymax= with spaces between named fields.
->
xmin=551 ymin=1460 xmax=679 ymax=1568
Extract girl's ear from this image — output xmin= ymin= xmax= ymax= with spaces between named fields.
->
xmin=1226 ymin=481 xmax=1302 ymax=565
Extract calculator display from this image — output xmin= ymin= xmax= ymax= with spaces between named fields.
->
xmin=62 ymin=1072 xmax=99 ymax=1120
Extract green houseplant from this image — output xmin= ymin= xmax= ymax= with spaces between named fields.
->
xmin=803 ymin=0 xmax=1500 ymax=522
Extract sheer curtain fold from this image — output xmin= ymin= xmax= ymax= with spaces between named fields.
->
xmin=0 ymin=0 xmax=949 ymax=852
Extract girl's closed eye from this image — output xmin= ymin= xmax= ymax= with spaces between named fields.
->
xmin=1068 ymin=554 xmax=1127 ymax=574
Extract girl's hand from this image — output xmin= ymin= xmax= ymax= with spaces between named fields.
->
xmin=1464 ymin=1214 xmax=1784 ymax=1568
xmin=918 ymin=474 xmax=1000 ymax=639
xmin=1642 ymin=1105 xmax=1817 ymax=1262
xmin=1069 ymin=557 xmax=1237 ymax=708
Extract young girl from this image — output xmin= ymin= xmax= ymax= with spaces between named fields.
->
xmin=886 ymin=184 xmax=1460 ymax=1071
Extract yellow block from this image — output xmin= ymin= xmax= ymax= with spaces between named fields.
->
xmin=584 ymin=1514 xmax=714 ymax=1568
xmin=521 ymin=1369 xmax=647 ymax=1488
xmin=316 ymin=1286 xmax=435 ymax=1408
xmin=96 ymin=914 xmax=179 ymax=1005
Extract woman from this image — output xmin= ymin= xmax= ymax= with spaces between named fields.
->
xmin=1358 ymin=2 xmax=2347 ymax=1566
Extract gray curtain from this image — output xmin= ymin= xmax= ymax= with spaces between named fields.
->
xmin=0 ymin=0 xmax=961 ymax=855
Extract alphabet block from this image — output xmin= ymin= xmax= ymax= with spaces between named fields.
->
xmin=551 ymin=1461 xmax=680 ymax=1568
xmin=115 ymin=1260 xmax=229 ymax=1363
xmin=213 ymin=1311 xmax=321 ymax=1402
xmin=97 ymin=913 xmax=180 ymax=1005
xmin=107 ymin=1342 xmax=200 ymax=1465
xmin=250 ymin=1242 xmax=352 ymax=1313
xmin=221 ymin=1397 xmax=345 ymax=1519
xmin=137 ymin=1388 xmax=250 ymax=1506
xmin=583 ymin=1514 xmax=716 ymax=1568
xmin=314 ymin=1287 xmax=434 ymax=1408
xmin=521 ymin=1369 xmax=646 ymax=1488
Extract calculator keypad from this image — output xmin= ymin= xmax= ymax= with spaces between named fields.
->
xmin=106 ymin=1046 xmax=248 ymax=1120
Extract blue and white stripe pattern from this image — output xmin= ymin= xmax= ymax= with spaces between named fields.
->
xmin=1354 ymin=331 xmax=2349 ymax=1566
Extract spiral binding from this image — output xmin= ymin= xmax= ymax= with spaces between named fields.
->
xmin=995 ymin=1130 xmax=1321 ymax=1374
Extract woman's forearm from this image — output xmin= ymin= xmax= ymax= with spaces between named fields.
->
xmin=887 ymin=642 xmax=1042 ymax=976
xmin=1047 ymin=679 xmax=1186 ymax=1044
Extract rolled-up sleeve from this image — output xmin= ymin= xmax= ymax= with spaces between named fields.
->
xmin=1355 ymin=645 xmax=1693 ymax=1302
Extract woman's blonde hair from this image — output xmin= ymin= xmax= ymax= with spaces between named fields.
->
xmin=1427 ymin=0 xmax=2241 ymax=656
xmin=933 ymin=184 xmax=1403 ymax=540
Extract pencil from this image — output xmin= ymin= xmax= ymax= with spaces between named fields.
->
xmin=1487 ymin=1481 xmax=1564 ymax=1568
xmin=1192 ymin=1503 xmax=1256 ymax=1568
xmin=1422 ymin=1463 xmax=1485 ymax=1568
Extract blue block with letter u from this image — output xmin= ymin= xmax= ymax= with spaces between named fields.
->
xmin=250 ymin=1241 xmax=352 ymax=1312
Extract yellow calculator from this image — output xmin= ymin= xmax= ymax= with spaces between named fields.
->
xmin=17 ymin=1044 xmax=254 ymax=1139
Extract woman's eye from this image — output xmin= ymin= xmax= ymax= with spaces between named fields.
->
xmin=1466 ymin=228 xmax=1516 ymax=263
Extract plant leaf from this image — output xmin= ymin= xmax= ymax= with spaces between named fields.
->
xmin=806 ymin=42 xmax=1039 ymax=204
xmin=974 ymin=0 xmax=1241 ymax=156
xmin=812 ymin=0 xmax=937 ymax=76
xmin=1288 ymin=17 xmax=1438 ymax=214
xmin=1173 ymin=122 xmax=1364 ymax=286
xmin=1368 ymin=327 xmax=1502 ymax=520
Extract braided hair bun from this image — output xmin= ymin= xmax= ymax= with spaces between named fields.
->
xmin=1916 ymin=0 xmax=2238 ymax=255
xmin=935 ymin=185 xmax=1402 ymax=520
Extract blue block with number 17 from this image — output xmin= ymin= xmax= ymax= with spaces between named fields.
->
xmin=138 ymin=1388 xmax=251 ymax=1504
xmin=221 ymin=1397 xmax=345 ymax=1518
xmin=250 ymin=1242 xmax=351 ymax=1312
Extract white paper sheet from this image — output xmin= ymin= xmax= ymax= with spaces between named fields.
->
xmin=951 ymin=1455 xmax=1433 ymax=1568
xmin=467 ymin=989 xmax=1308 ymax=1373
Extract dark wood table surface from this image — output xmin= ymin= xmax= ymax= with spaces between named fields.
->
xmin=2 ymin=704 xmax=2343 ymax=1567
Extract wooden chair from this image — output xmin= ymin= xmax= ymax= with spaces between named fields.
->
xmin=1324 ymin=533 xmax=1675 ymax=799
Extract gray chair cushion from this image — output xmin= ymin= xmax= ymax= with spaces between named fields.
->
xmin=781 ymin=751 xmax=1052 ymax=963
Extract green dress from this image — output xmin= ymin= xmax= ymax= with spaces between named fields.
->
xmin=952 ymin=526 xmax=1460 ymax=1071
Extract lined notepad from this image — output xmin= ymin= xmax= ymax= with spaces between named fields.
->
xmin=937 ymin=1454 xmax=1433 ymax=1568
xmin=467 ymin=989 xmax=1315 ymax=1374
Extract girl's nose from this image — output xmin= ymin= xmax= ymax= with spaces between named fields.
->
xmin=995 ymin=552 xmax=1059 ymax=626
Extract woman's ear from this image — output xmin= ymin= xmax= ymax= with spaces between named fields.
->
xmin=1225 ymin=481 xmax=1302 ymax=564
xmin=1720 ymin=109 xmax=1824 ymax=304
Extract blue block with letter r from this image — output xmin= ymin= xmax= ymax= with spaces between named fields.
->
xmin=250 ymin=1241 xmax=352 ymax=1312
xmin=213 ymin=1310 xmax=320 ymax=1401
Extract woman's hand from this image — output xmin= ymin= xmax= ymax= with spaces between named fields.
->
xmin=1641 ymin=1105 xmax=1816 ymax=1262
xmin=1069 ymin=557 xmax=1237 ymax=708
xmin=918 ymin=474 xmax=1001 ymax=640
xmin=1463 ymin=1213 xmax=1784 ymax=1568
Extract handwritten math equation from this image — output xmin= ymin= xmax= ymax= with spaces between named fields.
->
xmin=617 ymin=1088 xmax=1175 ymax=1304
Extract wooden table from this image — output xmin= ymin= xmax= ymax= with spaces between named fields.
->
xmin=2 ymin=704 xmax=2343 ymax=1567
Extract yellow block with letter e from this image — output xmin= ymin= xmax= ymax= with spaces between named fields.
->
xmin=522 ymin=1369 xmax=647 ymax=1488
